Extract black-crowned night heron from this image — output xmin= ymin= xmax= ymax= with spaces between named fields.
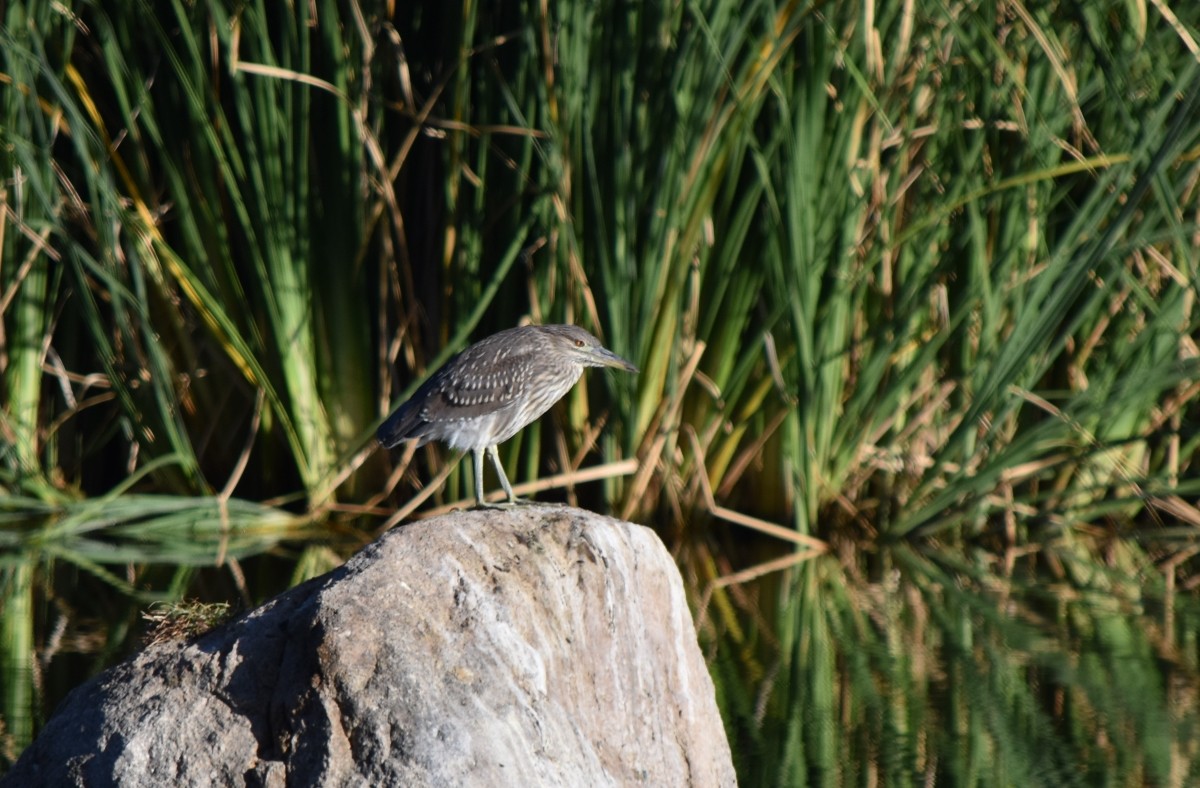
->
xmin=377 ymin=324 xmax=638 ymax=505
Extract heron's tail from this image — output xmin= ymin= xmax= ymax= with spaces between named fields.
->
xmin=376 ymin=403 xmax=419 ymax=449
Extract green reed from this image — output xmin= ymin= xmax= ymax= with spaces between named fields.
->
xmin=3 ymin=0 xmax=1200 ymax=782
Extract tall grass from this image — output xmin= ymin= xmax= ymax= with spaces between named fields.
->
xmin=3 ymin=0 xmax=1200 ymax=781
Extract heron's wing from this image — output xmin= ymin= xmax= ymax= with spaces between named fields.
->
xmin=423 ymin=341 xmax=532 ymax=419
xmin=377 ymin=330 xmax=576 ymax=448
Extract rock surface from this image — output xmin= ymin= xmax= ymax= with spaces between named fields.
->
xmin=5 ymin=506 xmax=736 ymax=787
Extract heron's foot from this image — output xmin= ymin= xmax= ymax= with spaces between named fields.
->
xmin=470 ymin=496 xmax=537 ymax=510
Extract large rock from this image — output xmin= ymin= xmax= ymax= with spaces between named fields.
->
xmin=5 ymin=506 xmax=736 ymax=787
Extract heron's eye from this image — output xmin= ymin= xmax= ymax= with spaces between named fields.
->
xmin=575 ymin=339 xmax=585 ymax=347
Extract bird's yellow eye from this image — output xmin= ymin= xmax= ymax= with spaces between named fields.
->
xmin=575 ymin=339 xmax=585 ymax=347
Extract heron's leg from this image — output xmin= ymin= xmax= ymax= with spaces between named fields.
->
xmin=472 ymin=447 xmax=487 ymax=506
xmin=486 ymin=445 xmax=537 ymax=505
xmin=487 ymin=445 xmax=517 ymax=503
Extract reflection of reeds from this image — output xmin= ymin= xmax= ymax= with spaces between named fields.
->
xmin=4 ymin=0 xmax=1200 ymax=781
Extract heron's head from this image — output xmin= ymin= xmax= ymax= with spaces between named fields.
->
xmin=540 ymin=325 xmax=638 ymax=372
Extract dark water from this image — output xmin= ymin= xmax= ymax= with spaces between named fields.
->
xmin=3 ymin=519 xmax=1198 ymax=785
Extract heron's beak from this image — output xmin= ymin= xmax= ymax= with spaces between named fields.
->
xmin=593 ymin=347 xmax=639 ymax=373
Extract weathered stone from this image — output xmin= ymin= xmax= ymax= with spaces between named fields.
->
xmin=5 ymin=507 xmax=736 ymax=787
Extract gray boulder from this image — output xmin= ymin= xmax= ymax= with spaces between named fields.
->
xmin=5 ymin=506 xmax=736 ymax=787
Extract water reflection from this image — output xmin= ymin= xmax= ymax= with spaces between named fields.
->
xmin=0 ymin=500 xmax=329 ymax=768
xmin=4 ymin=507 xmax=1199 ymax=783
xmin=703 ymin=539 xmax=1200 ymax=786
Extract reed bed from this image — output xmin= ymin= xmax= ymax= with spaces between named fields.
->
xmin=4 ymin=1 xmax=1200 ymax=782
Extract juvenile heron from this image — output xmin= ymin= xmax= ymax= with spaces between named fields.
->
xmin=377 ymin=324 xmax=637 ymax=505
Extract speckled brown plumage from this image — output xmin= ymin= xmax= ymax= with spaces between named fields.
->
xmin=378 ymin=325 xmax=637 ymax=505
